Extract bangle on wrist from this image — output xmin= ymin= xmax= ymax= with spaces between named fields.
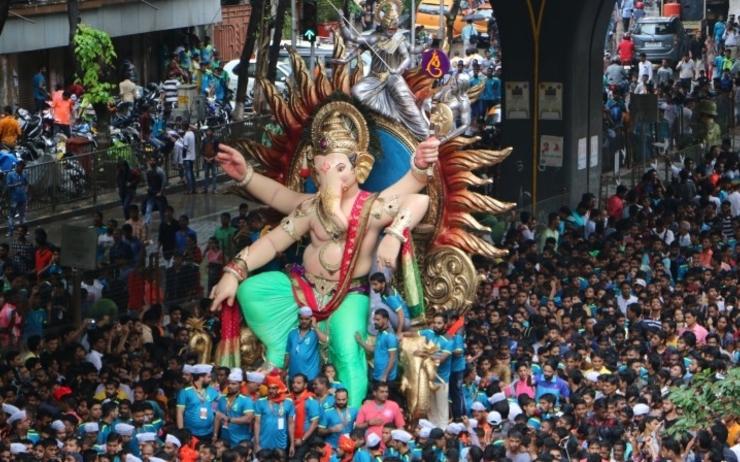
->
xmin=239 ymin=164 xmax=255 ymax=187
xmin=384 ymin=227 xmax=407 ymax=243
xmin=410 ymin=153 xmax=432 ymax=179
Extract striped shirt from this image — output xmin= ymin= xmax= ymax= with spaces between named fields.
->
xmin=162 ymin=79 xmax=180 ymax=105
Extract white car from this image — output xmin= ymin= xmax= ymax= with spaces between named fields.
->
xmin=223 ymin=60 xmax=293 ymax=101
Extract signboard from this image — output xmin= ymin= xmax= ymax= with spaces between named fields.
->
xmin=421 ymin=49 xmax=450 ymax=79
xmin=538 ymin=82 xmax=563 ymax=120
xmin=540 ymin=135 xmax=563 ymax=168
xmin=60 ymin=225 xmax=98 ymax=271
xmin=505 ymin=82 xmax=530 ymax=119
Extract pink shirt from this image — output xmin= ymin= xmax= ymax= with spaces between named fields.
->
xmin=680 ymin=323 xmax=709 ymax=345
xmin=356 ymin=399 xmax=405 ymax=437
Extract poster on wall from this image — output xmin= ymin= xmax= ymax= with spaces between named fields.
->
xmin=577 ymin=137 xmax=587 ymax=170
xmin=540 ymin=135 xmax=564 ymax=168
xmin=590 ymin=135 xmax=599 ymax=168
xmin=505 ymin=82 xmax=530 ymax=119
xmin=538 ymin=82 xmax=563 ymax=120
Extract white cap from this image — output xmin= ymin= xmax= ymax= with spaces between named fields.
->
xmin=7 ymin=410 xmax=26 ymax=424
xmin=419 ymin=427 xmax=431 ymax=438
xmin=391 ymin=429 xmax=413 ymax=443
xmin=10 ymin=443 xmax=27 ymax=454
xmin=126 ymin=455 xmax=143 ymax=462
xmin=136 ymin=432 xmax=158 ymax=443
xmin=585 ymin=371 xmax=600 ymax=383
xmin=183 ymin=364 xmax=195 ymax=374
xmin=165 ymin=434 xmax=182 ymax=448
xmin=228 ymin=368 xmax=243 ymax=383
xmin=149 ymin=458 xmax=166 ymax=462
xmin=471 ymin=402 xmax=487 ymax=412
xmin=487 ymin=411 xmax=503 ymax=425
xmin=445 ymin=423 xmax=462 ymax=435
xmin=246 ymin=371 xmax=265 ymax=383
xmin=468 ymin=419 xmax=478 ymax=429
xmin=193 ymin=364 xmax=213 ymax=375
xmin=488 ymin=392 xmax=506 ymax=404
xmin=83 ymin=422 xmax=100 ymax=433
xmin=418 ymin=419 xmax=435 ymax=429
xmin=508 ymin=401 xmax=523 ymax=422
xmin=2 ymin=403 xmax=20 ymax=415
xmin=633 ymin=403 xmax=650 ymax=416
xmin=299 ymin=306 xmax=313 ymax=318
xmin=634 ymin=278 xmax=647 ymax=287
xmin=51 ymin=420 xmax=65 ymax=432
xmin=366 ymin=432 xmax=381 ymax=448
xmin=115 ymin=423 xmax=135 ymax=436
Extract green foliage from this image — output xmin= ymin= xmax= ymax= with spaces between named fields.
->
xmin=73 ymin=23 xmax=117 ymax=106
xmin=666 ymin=368 xmax=740 ymax=436
xmin=317 ymin=0 xmax=361 ymax=24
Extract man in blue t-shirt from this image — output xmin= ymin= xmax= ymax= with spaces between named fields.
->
xmin=355 ymin=309 xmax=398 ymax=383
xmin=215 ymin=368 xmax=255 ymax=447
xmin=370 ymin=272 xmax=411 ymax=335
xmin=419 ymin=312 xmax=453 ymax=427
xmin=285 ymin=307 xmax=327 ymax=381
xmin=448 ymin=312 xmax=467 ymax=420
xmin=5 ymin=162 xmax=28 ymax=236
xmin=318 ymin=388 xmax=357 ymax=447
xmin=176 ymin=364 xmax=219 ymax=439
xmin=32 ymin=66 xmax=48 ymax=112
xmin=255 ymin=376 xmax=296 ymax=456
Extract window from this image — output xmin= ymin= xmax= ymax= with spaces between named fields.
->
xmin=635 ymin=21 xmax=678 ymax=36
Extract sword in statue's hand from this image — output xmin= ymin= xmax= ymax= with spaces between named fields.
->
xmin=326 ymin=1 xmax=394 ymax=73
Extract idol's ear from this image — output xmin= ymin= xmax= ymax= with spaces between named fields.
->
xmin=355 ymin=151 xmax=375 ymax=184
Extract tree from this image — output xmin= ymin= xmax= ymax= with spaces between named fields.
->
xmin=267 ymin=0 xmax=289 ymax=82
xmin=0 ymin=0 xmax=10 ymax=38
xmin=73 ymin=24 xmax=117 ymax=147
xmin=234 ymin=0 xmax=265 ymax=120
xmin=444 ymin=0 xmax=462 ymax=53
xmin=67 ymin=0 xmax=81 ymax=80
xmin=665 ymin=368 xmax=740 ymax=436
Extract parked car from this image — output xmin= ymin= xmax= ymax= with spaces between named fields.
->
xmin=633 ymin=16 xmax=689 ymax=64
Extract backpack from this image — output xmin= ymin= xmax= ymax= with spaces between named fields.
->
xmin=130 ymin=168 xmax=142 ymax=186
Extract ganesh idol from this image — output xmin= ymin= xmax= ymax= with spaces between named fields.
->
xmin=210 ymin=102 xmax=440 ymax=407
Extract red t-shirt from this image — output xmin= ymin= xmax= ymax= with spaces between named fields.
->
xmin=355 ymin=399 xmax=405 ymax=438
xmin=35 ymin=247 xmax=53 ymax=275
xmin=617 ymin=39 xmax=635 ymax=63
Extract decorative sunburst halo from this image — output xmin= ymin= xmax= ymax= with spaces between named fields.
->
xmin=233 ymin=33 xmax=515 ymax=307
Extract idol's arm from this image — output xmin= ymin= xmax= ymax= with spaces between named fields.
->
xmin=209 ymin=206 xmax=312 ymax=310
xmin=376 ymin=194 xmax=430 ymax=270
xmin=381 ymin=138 xmax=440 ymax=197
xmin=217 ymin=143 xmax=311 ymax=215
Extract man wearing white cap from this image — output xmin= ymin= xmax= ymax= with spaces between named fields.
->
xmin=285 ymin=307 xmax=326 ymax=382
xmin=388 ymin=429 xmax=414 ymax=462
xmin=216 ymin=367 xmax=255 ymax=447
xmin=177 ymin=363 xmax=219 ymax=440
xmin=8 ymin=409 xmax=40 ymax=444
xmin=355 ymin=432 xmax=384 ymax=462
xmin=164 ymin=433 xmax=181 ymax=458
xmin=245 ymin=371 xmax=265 ymax=399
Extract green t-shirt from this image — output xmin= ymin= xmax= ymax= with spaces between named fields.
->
xmin=214 ymin=226 xmax=237 ymax=259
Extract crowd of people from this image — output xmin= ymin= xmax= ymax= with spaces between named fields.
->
xmin=0 ymin=129 xmax=735 ymax=462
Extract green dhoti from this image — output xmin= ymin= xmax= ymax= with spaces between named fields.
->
xmin=237 ymin=271 xmax=370 ymax=408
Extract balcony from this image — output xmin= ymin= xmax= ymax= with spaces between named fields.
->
xmin=2 ymin=0 xmax=221 ymax=54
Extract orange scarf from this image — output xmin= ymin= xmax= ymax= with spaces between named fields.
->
xmin=293 ymin=389 xmax=316 ymax=439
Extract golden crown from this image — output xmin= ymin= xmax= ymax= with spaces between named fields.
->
xmin=308 ymin=101 xmax=374 ymax=183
